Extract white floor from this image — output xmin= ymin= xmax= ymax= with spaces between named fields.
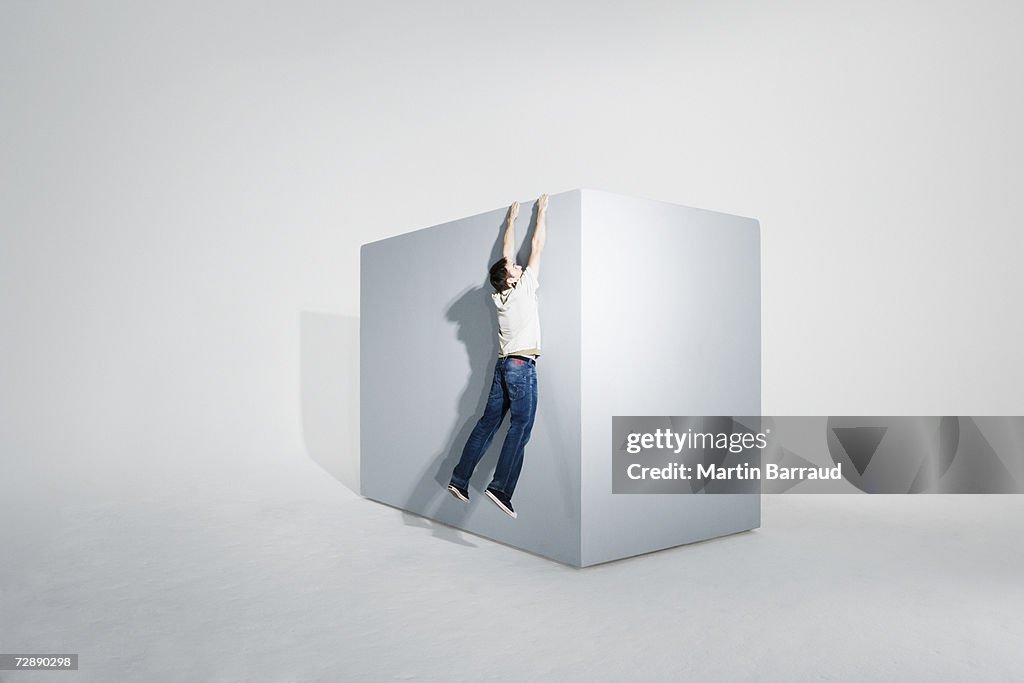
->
xmin=2 ymin=462 xmax=1023 ymax=682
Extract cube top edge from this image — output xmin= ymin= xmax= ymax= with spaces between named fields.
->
xmin=579 ymin=188 xmax=760 ymax=227
xmin=361 ymin=188 xmax=759 ymax=251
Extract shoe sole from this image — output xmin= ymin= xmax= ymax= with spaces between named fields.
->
xmin=447 ymin=485 xmax=469 ymax=503
xmin=484 ymin=489 xmax=517 ymax=518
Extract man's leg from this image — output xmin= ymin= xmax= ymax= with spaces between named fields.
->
xmin=450 ymin=363 xmax=509 ymax=490
xmin=487 ymin=360 xmax=537 ymax=499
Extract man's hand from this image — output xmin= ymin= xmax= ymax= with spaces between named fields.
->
xmin=537 ymin=194 xmax=548 ymax=213
xmin=509 ymin=201 xmax=520 ymax=223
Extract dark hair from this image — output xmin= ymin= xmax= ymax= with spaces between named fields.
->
xmin=489 ymin=258 xmax=511 ymax=293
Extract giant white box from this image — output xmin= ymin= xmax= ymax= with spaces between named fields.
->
xmin=361 ymin=189 xmax=760 ymax=566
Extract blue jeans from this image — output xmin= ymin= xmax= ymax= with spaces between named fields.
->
xmin=450 ymin=356 xmax=538 ymax=499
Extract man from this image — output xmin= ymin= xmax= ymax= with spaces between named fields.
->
xmin=447 ymin=193 xmax=548 ymax=519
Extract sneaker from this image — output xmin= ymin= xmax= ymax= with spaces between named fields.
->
xmin=447 ymin=483 xmax=469 ymax=503
xmin=484 ymin=488 xmax=517 ymax=518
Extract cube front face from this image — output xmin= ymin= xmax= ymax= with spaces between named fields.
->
xmin=361 ymin=189 xmax=760 ymax=567
xmin=360 ymin=191 xmax=584 ymax=565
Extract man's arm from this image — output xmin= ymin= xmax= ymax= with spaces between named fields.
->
xmin=503 ymin=201 xmax=519 ymax=262
xmin=527 ymin=193 xmax=548 ymax=278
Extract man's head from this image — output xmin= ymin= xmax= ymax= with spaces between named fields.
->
xmin=489 ymin=257 xmax=524 ymax=292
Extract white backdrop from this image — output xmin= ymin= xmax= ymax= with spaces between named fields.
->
xmin=4 ymin=2 xmax=1023 ymax=497
xmin=3 ymin=3 xmax=1024 ymax=679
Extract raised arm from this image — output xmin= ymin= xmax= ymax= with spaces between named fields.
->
xmin=502 ymin=201 xmax=519 ymax=262
xmin=526 ymin=194 xmax=548 ymax=277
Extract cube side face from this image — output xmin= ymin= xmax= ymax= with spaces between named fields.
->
xmin=579 ymin=190 xmax=762 ymax=566
xmin=360 ymin=191 xmax=584 ymax=565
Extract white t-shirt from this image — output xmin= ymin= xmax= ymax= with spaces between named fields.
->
xmin=492 ymin=266 xmax=541 ymax=358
